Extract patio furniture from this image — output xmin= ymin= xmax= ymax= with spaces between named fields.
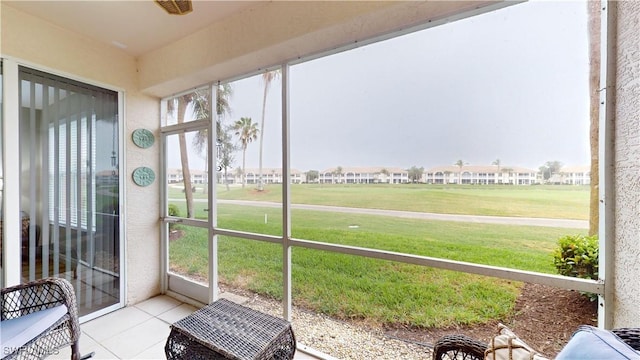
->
xmin=1 ymin=277 xmax=81 ymax=360
xmin=165 ymin=298 xmax=296 ymax=360
xmin=0 ymin=213 xmax=31 ymax=268
xmin=26 ymin=243 xmax=79 ymax=280
xmin=0 ymin=216 xmax=78 ymax=279
xmin=432 ymin=334 xmax=488 ymax=360
xmin=432 ymin=326 xmax=640 ymax=360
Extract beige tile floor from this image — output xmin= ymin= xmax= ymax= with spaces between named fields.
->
xmin=50 ymin=295 xmax=321 ymax=360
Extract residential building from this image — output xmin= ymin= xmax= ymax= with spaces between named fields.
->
xmin=1 ymin=2 xmax=638 ymax=355
xmin=166 ymin=168 xmax=208 ymax=184
xmin=239 ymin=168 xmax=306 ymax=185
xmin=559 ymin=166 xmax=591 ymax=185
xmin=319 ymin=166 xmax=409 ymax=184
xmin=425 ymin=165 xmax=538 ymax=185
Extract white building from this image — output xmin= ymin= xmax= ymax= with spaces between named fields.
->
xmin=559 ymin=166 xmax=591 ymax=185
xmin=319 ymin=167 xmax=409 ymax=184
xmin=425 ymin=165 xmax=538 ymax=185
xmin=241 ymin=168 xmax=306 ymax=185
xmin=167 ymin=168 xmax=208 ymax=184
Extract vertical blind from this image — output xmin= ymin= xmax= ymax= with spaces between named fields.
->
xmin=0 ymin=61 xmax=3 ymax=290
xmin=18 ymin=66 xmax=119 ymax=315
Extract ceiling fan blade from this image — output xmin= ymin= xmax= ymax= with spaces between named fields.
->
xmin=155 ymin=0 xmax=192 ymax=15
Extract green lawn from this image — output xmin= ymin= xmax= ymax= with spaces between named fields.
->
xmin=168 ymin=186 xmax=588 ymax=327
xmin=170 ymin=225 xmax=528 ymax=327
xmin=170 ymin=183 xmax=589 ymax=220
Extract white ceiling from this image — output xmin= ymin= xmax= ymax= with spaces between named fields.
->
xmin=5 ymin=0 xmax=263 ymax=57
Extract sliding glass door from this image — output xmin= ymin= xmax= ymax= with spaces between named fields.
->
xmin=18 ymin=66 xmax=121 ymax=317
xmin=0 ymin=61 xmax=3 ymax=290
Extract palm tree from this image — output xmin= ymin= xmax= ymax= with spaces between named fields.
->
xmin=192 ymin=84 xmax=233 ymax=157
xmin=167 ymin=90 xmax=208 ymax=218
xmin=587 ymin=1 xmax=600 ymax=236
xmin=380 ymin=168 xmax=390 ymax=184
xmin=232 ymin=117 xmax=259 ymax=188
xmin=170 ymin=85 xmax=233 ymax=218
xmin=492 ymin=158 xmax=501 ymax=172
xmin=454 ymin=160 xmax=466 ymax=184
xmin=257 ymin=69 xmax=281 ymax=191
xmin=189 ymin=84 xmax=233 ymax=195
xmin=544 ymin=160 xmax=563 ymax=179
xmin=217 ymin=128 xmax=236 ymax=191
xmin=305 ymin=170 xmax=319 ymax=183
xmin=407 ymin=166 xmax=425 ymax=183
xmin=234 ymin=167 xmax=243 ymax=184
xmin=334 ymin=166 xmax=344 ymax=184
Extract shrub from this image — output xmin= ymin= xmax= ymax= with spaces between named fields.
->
xmin=168 ymin=204 xmax=181 ymax=230
xmin=553 ymin=234 xmax=599 ymax=279
xmin=168 ymin=203 xmax=181 ymax=217
xmin=553 ymin=234 xmax=599 ymax=300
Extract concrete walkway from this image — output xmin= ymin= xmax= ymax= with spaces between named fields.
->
xmin=214 ymin=199 xmax=588 ymax=229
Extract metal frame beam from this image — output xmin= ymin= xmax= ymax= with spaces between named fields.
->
xmin=598 ymin=0 xmax=616 ymax=329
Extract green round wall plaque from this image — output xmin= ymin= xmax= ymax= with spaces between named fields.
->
xmin=132 ymin=167 xmax=155 ymax=187
xmin=132 ymin=128 xmax=155 ymax=149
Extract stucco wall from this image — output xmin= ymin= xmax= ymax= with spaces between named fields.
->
xmin=613 ymin=0 xmax=640 ymax=327
xmin=1 ymin=4 xmax=161 ymax=305
xmin=138 ymin=1 xmax=504 ymax=98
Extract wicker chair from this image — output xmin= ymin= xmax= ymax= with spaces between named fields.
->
xmin=432 ymin=328 xmax=640 ymax=360
xmin=432 ymin=334 xmax=488 ymax=360
xmin=1 ymin=277 xmax=81 ymax=360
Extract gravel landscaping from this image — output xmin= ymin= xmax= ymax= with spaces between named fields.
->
xmin=237 ymin=290 xmax=432 ymax=360
xmin=226 ymin=282 xmax=597 ymax=360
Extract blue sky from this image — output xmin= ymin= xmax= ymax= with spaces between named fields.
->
xmin=192 ymin=0 xmax=590 ymax=173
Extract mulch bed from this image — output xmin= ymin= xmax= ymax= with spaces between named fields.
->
xmin=384 ymin=282 xmax=598 ymax=358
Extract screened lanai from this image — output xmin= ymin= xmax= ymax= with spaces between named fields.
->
xmin=1 ymin=1 xmax=639 ymax=359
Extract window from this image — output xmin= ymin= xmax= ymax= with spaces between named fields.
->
xmin=48 ymin=120 xmax=92 ymax=229
xmin=165 ymin=1 xmax=600 ymax=353
xmin=0 ymin=61 xmax=3 ymax=289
